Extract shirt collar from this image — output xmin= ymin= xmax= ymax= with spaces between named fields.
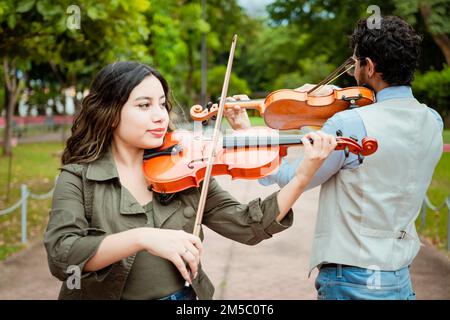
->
xmin=376 ymin=85 xmax=413 ymax=103
xmin=86 ymin=146 xmax=119 ymax=181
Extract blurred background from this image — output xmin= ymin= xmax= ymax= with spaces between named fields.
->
xmin=0 ymin=0 xmax=449 ymax=298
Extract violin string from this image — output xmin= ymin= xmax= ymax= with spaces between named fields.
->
xmin=307 ymin=57 xmax=355 ymax=95
xmin=308 ymin=58 xmax=354 ymax=94
xmin=307 ymin=59 xmax=350 ymax=93
xmin=322 ymin=64 xmax=355 ymax=87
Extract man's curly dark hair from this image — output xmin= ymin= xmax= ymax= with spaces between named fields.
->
xmin=350 ymin=15 xmax=422 ymax=86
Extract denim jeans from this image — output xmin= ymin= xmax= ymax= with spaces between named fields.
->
xmin=315 ymin=264 xmax=417 ymax=300
xmin=158 ymin=286 xmax=197 ymax=300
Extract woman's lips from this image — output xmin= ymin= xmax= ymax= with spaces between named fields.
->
xmin=147 ymin=129 xmax=165 ymax=138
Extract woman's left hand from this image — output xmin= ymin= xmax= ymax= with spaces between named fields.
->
xmin=295 ymin=131 xmax=337 ymax=183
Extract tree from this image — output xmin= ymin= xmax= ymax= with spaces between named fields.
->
xmin=395 ymin=0 xmax=450 ymax=66
xmin=0 ymin=0 xmax=151 ymax=155
xmin=0 ymin=0 xmax=45 ymax=156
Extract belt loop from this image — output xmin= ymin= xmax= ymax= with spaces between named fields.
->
xmin=337 ymin=264 xmax=343 ymax=279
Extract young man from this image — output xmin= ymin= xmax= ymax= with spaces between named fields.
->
xmin=225 ymin=16 xmax=443 ymax=300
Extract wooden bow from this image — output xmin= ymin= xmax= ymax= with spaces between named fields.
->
xmin=192 ymin=34 xmax=238 ymax=237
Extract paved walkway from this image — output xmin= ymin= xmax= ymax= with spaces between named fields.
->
xmin=0 ymin=150 xmax=449 ymax=299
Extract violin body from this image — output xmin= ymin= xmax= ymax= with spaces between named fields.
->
xmin=263 ymin=86 xmax=375 ymax=130
xmin=143 ymin=127 xmax=378 ymax=194
xmin=143 ymin=131 xmax=280 ymax=193
xmin=143 ymin=129 xmax=282 ymax=194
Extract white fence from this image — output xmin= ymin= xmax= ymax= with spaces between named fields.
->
xmin=0 ymin=178 xmax=448 ymax=250
xmin=419 ymin=195 xmax=450 ymax=251
xmin=0 ymin=179 xmax=56 ymax=243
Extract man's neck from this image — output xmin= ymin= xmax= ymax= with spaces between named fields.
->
xmin=371 ymin=81 xmax=390 ymax=93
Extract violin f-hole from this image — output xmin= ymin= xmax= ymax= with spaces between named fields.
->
xmin=188 ymin=157 xmax=209 ymax=169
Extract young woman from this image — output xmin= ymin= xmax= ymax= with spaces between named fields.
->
xmin=44 ymin=61 xmax=337 ymax=300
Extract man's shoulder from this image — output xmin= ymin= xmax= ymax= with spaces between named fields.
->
xmin=324 ymin=109 xmax=365 ymax=131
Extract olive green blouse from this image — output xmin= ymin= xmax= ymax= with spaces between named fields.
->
xmin=44 ymin=147 xmax=294 ymax=300
xmin=121 ymin=202 xmax=186 ymax=300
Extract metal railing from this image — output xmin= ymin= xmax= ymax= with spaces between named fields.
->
xmin=419 ymin=195 xmax=450 ymax=251
xmin=0 ymin=179 xmax=56 ymax=243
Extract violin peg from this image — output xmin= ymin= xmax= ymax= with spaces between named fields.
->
xmin=336 ymin=130 xmax=343 ymax=137
xmin=350 ymin=135 xmax=358 ymax=142
xmin=358 ymin=153 xmax=364 ymax=164
xmin=211 ymin=115 xmax=217 ymax=121
xmin=202 ymin=120 xmax=210 ymax=126
xmin=206 ymin=101 xmax=213 ymax=111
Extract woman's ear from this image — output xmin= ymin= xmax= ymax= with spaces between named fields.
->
xmin=111 ymin=118 xmax=119 ymax=129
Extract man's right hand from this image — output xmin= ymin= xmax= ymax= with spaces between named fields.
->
xmin=222 ymin=95 xmax=251 ymax=130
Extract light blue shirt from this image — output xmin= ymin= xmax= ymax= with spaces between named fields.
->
xmin=258 ymin=86 xmax=444 ymax=189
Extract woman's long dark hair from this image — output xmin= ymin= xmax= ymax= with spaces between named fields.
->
xmin=62 ymin=62 xmax=173 ymax=165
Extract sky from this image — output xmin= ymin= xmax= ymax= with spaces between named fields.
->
xmin=237 ymin=0 xmax=275 ymax=17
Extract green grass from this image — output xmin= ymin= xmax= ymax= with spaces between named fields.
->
xmin=249 ymin=116 xmax=266 ymax=126
xmin=0 ymin=142 xmax=63 ymax=260
xmin=417 ymin=130 xmax=450 ymax=251
xmin=443 ymin=130 xmax=450 ymax=144
xmin=220 ymin=115 xmax=265 ymax=129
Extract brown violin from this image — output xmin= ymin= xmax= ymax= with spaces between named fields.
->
xmin=142 ymin=127 xmax=378 ymax=194
xmin=190 ymin=57 xmax=375 ymax=130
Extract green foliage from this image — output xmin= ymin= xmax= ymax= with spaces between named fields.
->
xmin=413 ymin=66 xmax=450 ymax=119
xmin=394 ymin=0 xmax=450 ymax=35
xmin=273 ymin=55 xmax=335 ymax=89
xmin=193 ymin=65 xmax=251 ymax=101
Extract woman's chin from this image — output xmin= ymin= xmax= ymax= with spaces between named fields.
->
xmin=141 ymin=137 xmax=164 ymax=149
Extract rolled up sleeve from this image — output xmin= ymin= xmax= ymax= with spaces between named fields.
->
xmin=44 ymin=169 xmax=110 ymax=282
xmin=202 ymin=179 xmax=293 ymax=245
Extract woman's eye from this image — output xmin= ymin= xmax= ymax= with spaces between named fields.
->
xmin=138 ymin=103 xmax=150 ymax=109
xmin=160 ymin=102 xmax=167 ymax=109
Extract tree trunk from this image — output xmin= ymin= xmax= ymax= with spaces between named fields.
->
xmin=61 ymin=92 xmax=67 ymax=143
xmin=186 ymin=41 xmax=195 ymax=102
xmin=3 ymin=93 xmax=18 ymax=156
xmin=420 ymin=4 xmax=450 ymax=66
xmin=2 ymin=57 xmax=20 ymax=157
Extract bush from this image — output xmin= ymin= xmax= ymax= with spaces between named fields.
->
xmin=273 ymin=55 xmax=334 ymax=90
xmin=413 ymin=66 xmax=450 ymax=126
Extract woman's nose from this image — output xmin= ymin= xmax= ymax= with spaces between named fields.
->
xmin=151 ymin=108 xmax=165 ymax=123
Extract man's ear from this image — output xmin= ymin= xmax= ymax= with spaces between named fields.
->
xmin=365 ymin=57 xmax=377 ymax=78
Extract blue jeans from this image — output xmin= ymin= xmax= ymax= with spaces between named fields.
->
xmin=158 ymin=286 xmax=197 ymax=300
xmin=315 ymin=264 xmax=417 ymax=300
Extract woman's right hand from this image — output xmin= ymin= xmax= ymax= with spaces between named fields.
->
xmin=136 ymin=228 xmax=203 ymax=284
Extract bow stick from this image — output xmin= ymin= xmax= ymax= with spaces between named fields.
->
xmin=192 ymin=34 xmax=238 ymax=237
